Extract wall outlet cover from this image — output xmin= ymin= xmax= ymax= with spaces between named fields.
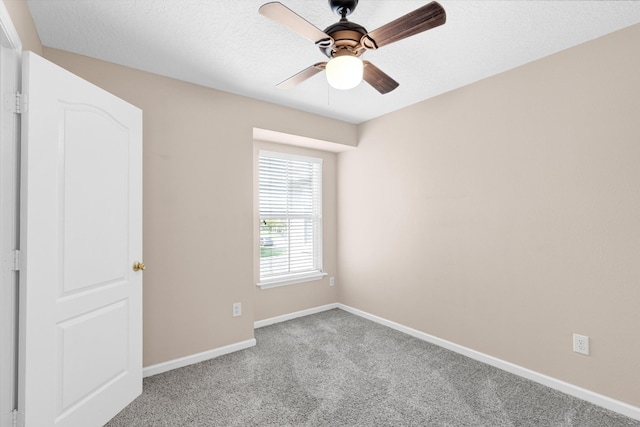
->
xmin=232 ymin=302 xmax=242 ymax=317
xmin=573 ymin=333 xmax=589 ymax=355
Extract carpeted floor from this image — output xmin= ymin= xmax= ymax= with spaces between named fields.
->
xmin=106 ymin=309 xmax=639 ymax=426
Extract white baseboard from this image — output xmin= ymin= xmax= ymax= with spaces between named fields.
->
xmin=337 ymin=303 xmax=640 ymax=421
xmin=143 ymin=338 xmax=256 ymax=378
xmin=141 ymin=303 xmax=639 ymax=421
xmin=254 ymin=303 xmax=339 ymax=329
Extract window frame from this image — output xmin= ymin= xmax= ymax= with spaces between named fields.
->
xmin=257 ymin=150 xmax=326 ymax=289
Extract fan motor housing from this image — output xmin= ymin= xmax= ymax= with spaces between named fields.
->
xmin=320 ymin=19 xmax=367 ymax=58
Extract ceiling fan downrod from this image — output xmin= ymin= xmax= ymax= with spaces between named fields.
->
xmin=329 ymin=0 xmax=359 ymax=18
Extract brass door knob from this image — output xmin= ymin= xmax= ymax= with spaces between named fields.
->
xmin=133 ymin=261 xmax=146 ymax=272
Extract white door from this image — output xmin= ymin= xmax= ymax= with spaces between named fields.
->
xmin=18 ymin=52 xmax=143 ymax=427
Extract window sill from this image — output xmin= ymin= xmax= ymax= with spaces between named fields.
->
xmin=257 ymin=271 xmax=328 ymax=289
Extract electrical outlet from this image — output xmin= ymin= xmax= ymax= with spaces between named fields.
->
xmin=573 ymin=333 xmax=589 ymax=355
xmin=329 ymin=277 xmax=335 ymax=286
xmin=232 ymin=302 xmax=241 ymax=317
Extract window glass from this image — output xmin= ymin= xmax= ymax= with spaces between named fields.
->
xmin=258 ymin=151 xmax=323 ymax=284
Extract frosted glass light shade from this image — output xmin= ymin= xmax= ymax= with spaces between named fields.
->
xmin=325 ymin=55 xmax=363 ymax=90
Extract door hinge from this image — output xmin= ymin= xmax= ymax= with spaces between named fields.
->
xmin=12 ymin=92 xmax=27 ymax=114
xmin=12 ymin=409 xmax=23 ymax=427
xmin=9 ymin=249 xmax=20 ymax=271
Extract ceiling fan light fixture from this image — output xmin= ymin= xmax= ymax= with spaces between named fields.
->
xmin=259 ymin=1 xmax=446 ymax=94
xmin=325 ymin=55 xmax=363 ymax=90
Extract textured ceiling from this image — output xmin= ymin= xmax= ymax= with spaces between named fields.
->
xmin=26 ymin=0 xmax=640 ymax=124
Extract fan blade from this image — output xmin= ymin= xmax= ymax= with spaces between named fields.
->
xmin=276 ymin=63 xmax=327 ymax=89
xmin=363 ymin=61 xmax=399 ymax=94
xmin=361 ymin=1 xmax=446 ymax=50
xmin=259 ymin=2 xmax=333 ymax=46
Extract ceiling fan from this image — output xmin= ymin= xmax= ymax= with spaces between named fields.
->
xmin=259 ymin=0 xmax=446 ymax=94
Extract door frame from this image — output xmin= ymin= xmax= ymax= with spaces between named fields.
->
xmin=0 ymin=3 xmax=21 ymax=426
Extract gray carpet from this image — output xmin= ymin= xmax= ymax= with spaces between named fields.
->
xmin=106 ymin=309 xmax=639 ymax=426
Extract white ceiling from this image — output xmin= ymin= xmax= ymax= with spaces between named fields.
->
xmin=26 ymin=0 xmax=640 ymax=124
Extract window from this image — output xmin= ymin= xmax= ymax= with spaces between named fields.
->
xmin=258 ymin=150 xmax=325 ymax=288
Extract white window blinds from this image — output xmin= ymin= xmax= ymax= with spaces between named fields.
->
xmin=259 ymin=151 xmax=323 ymax=283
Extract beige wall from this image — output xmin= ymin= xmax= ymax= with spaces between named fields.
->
xmin=253 ymin=141 xmax=338 ymax=321
xmin=338 ymin=23 xmax=640 ymax=407
xmin=40 ymin=48 xmax=352 ymax=366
